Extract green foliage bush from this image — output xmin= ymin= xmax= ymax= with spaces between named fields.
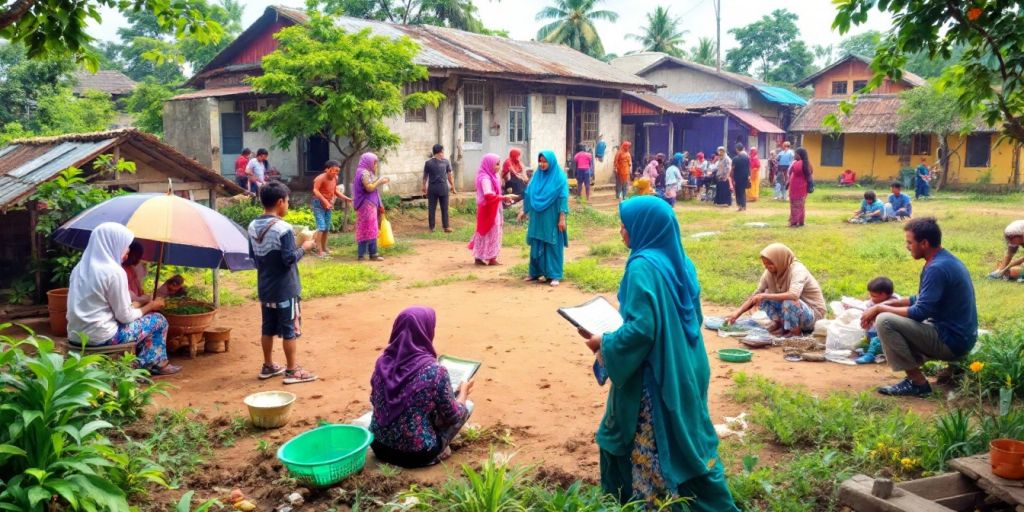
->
xmin=959 ymin=322 xmax=1024 ymax=400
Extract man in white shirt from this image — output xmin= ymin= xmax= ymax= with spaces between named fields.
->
xmin=246 ymin=148 xmax=269 ymax=195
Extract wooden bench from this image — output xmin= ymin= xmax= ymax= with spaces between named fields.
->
xmin=58 ymin=340 xmax=137 ymax=356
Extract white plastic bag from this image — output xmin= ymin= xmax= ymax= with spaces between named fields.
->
xmin=826 ymin=319 xmax=865 ymax=351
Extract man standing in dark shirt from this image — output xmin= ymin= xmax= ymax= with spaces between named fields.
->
xmin=861 ymin=218 xmax=978 ymax=397
xmin=423 ymin=144 xmax=457 ymax=232
xmin=730 ymin=143 xmax=751 ymax=212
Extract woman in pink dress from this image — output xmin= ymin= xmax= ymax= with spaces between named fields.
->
xmin=469 ymin=153 xmax=517 ymax=265
xmin=788 ymin=147 xmax=812 ymax=227
xmin=352 ymin=152 xmax=390 ymax=261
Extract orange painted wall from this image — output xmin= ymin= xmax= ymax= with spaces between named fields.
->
xmin=811 ymin=59 xmax=913 ymax=99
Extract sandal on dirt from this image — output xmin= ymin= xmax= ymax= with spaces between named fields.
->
xmin=151 ymin=363 xmax=181 ymax=376
xmin=259 ymin=363 xmax=286 ymax=380
xmin=523 ymin=276 xmax=539 ymax=282
xmin=369 ymin=255 xmax=384 ymax=262
xmin=283 ymin=367 xmax=318 ymax=385
xmin=549 ymin=280 xmax=560 ymax=287
xmin=475 ymin=259 xmax=487 ymax=266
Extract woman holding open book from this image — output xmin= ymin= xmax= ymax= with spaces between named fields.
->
xmin=580 ymin=196 xmax=739 ymax=510
xmin=369 ymin=307 xmax=473 ymax=468
xmin=518 ymin=150 xmax=569 ymax=287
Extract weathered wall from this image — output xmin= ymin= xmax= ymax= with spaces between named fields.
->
xmin=641 ymin=66 xmax=781 ymax=122
xmin=801 ymin=132 xmax=1019 ymax=184
xmin=218 ymin=99 xmax=301 ymax=179
xmin=810 ymin=59 xmax=913 ymax=99
xmin=594 ymin=98 xmax=622 ymax=185
xmin=527 ymin=93 xmax=566 ymax=171
xmin=164 ymin=98 xmax=217 ymax=170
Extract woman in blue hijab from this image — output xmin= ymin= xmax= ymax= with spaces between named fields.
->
xmin=518 ymin=150 xmax=569 ymax=287
xmin=580 ymin=196 xmax=738 ymax=510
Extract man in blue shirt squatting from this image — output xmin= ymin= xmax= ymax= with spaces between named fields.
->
xmin=860 ymin=217 xmax=978 ymax=397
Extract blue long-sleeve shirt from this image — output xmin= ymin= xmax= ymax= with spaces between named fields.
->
xmin=888 ymin=193 xmax=912 ymax=216
xmin=248 ymin=215 xmax=304 ymax=303
xmin=908 ymin=249 xmax=977 ymax=356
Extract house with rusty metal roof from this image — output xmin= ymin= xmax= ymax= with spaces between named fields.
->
xmin=789 ymin=54 xmax=1019 ymax=186
xmin=162 ymin=5 xmax=656 ymax=195
xmin=71 ymin=70 xmax=138 ymax=100
xmin=0 ymin=129 xmax=246 ymax=292
xmin=611 ymin=52 xmax=807 ymax=161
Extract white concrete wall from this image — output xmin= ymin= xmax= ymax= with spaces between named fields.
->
xmin=527 ymin=93 xmax=567 ymax=170
xmin=219 ymin=99 xmax=301 ymax=179
xmin=164 ymin=98 xmax=218 ymax=170
xmin=595 ymin=98 xmax=621 ymax=185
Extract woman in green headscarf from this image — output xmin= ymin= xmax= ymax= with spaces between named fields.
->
xmin=518 ymin=150 xmax=569 ymax=287
xmin=580 ymin=196 xmax=738 ymax=510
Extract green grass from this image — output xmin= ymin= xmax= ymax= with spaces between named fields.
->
xmin=223 ymin=259 xmax=390 ymax=300
xmin=408 ymin=273 xmax=478 ymax=289
xmin=564 ymin=258 xmax=624 ymax=293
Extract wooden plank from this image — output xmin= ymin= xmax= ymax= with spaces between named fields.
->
xmin=839 ymin=474 xmax=958 ymax=512
xmin=898 ymin=473 xmax=978 ymax=499
xmin=949 ymin=455 xmax=1024 ymax=506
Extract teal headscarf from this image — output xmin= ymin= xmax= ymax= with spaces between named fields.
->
xmin=671 ymin=152 xmax=684 ymax=168
xmin=619 ymin=196 xmax=702 ymax=346
xmin=524 ymin=150 xmax=568 ymax=212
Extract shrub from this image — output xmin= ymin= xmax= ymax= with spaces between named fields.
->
xmin=220 ymin=202 xmax=263 ymax=228
xmin=959 ymin=322 xmax=1024 ymax=401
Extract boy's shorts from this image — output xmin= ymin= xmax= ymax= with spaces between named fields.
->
xmin=311 ymin=200 xmax=332 ymax=232
xmin=261 ymin=297 xmax=301 ymax=340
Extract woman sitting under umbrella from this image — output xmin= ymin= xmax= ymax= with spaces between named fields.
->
xmin=67 ymin=222 xmax=181 ymax=375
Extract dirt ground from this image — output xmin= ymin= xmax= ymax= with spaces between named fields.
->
xmin=129 ymin=190 xmax=927 ymax=508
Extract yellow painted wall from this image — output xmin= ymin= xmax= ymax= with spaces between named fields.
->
xmin=800 ymin=133 xmax=1019 ymax=185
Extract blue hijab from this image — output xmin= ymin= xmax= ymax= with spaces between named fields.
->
xmin=619 ymin=196 xmax=702 ymax=346
xmin=524 ymin=150 xmax=568 ymax=212
xmin=671 ymin=152 xmax=684 ymax=168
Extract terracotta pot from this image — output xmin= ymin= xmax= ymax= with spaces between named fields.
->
xmin=165 ymin=306 xmax=217 ymax=337
xmin=990 ymin=438 xmax=1024 ymax=480
xmin=203 ymin=327 xmax=231 ymax=353
xmin=46 ymin=288 xmax=69 ymax=337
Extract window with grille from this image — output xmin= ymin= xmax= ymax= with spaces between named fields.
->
xmin=581 ymin=101 xmax=599 ymax=143
xmin=831 ymin=81 xmax=848 ymax=95
xmin=911 ymin=134 xmax=931 ymax=155
xmin=238 ymin=100 xmax=258 ymax=132
xmin=852 ymin=80 xmax=869 ymax=93
xmin=542 ymin=95 xmax=556 ymax=114
xmin=404 ymin=81 xmax=428 ymax=122
xmin=508 ymin=94 xmax=527 ymax=144
xmin=965 ymin=133 xmax=991 ymax=167
xmin=464 ymin=82 xmax=485 ymax=143
xmin=820 ymin=134 xmax=844 ymax=166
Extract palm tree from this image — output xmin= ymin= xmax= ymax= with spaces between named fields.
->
xmin=813 ymin=44 xmax=834 ymax=68
xmin=690 ymin=36 xmax=716 ymax=66
xmin=627 ymin=6 xmax=687 ymax=58
xmin=536 ymin=0 xmax=618 ymax=58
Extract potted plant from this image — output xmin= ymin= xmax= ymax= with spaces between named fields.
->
xmin=163 ymin=299 xmax=218 ymax=358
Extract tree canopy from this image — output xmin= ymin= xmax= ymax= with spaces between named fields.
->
xmin=248 ymin=2 xmax=444 ymax=170
xmin=897 ymin=82 xmax=966 ymax=187
xmin=627 ymin=6 xmax=686 ymax=58
xmin=0 ymin=0 xmax=224 ymax=70
xmin=324 ymin=0 xmax=504 ymax=35
xmin=535 ymin=0 xmax=617 ymax=58
xmin=690 ymin=37 xmax=716 ymax=67
xmin=724 ymin=9 xmax=813 ymax=84
xmin=834 ymin=0 xmax=1024 ymax=144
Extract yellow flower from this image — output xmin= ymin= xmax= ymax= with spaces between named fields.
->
xmin=900 ymin=457 xmax=913 ymax=468
xmin=969 ymin=361 xmax=985 ymax=373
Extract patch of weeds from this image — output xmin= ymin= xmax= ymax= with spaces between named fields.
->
xmin=377 ymin=463 xmax=402 ymax=478
xmin=958 ymin=321 xmax=1024 ymax=401
xmin=224 ymin=259 xmax=390 ymax=299
xmin=460 ymin=423 xmax=484 ymax=443
xmin=587 ymin=241 xmax=628 ymax=259
xmin=408 ymin=273 xmax=478 ymax=289
xmin=564 ymin=258 xmax=623 ymax=293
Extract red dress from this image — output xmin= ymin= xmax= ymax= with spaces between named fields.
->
xmin=789 ymin=161 xmax=809 ymax=226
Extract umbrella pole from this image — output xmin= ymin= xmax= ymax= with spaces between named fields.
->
xmin=152 ymin=242 xmax=165 ymax=300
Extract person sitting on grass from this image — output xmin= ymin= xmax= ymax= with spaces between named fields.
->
xmin=884 ymin=181 xmax=912 ymax=221
xmin=860 ymin=218 xmax=977 ymax=397
xmin=850 ymin=190 xmax=885 ymax=223
xmin=855 ymin=277 xmax=900 ymax=364
xmin=988 ymin=219 xmax=1024 ymax=282
xmin=726 ymin=243 xmax=827 ymax=337
xmin=839 ymin=169 xmax=856 ymax=187
xmin=248 ymin=181 xmax=318 ymax=384
xmin=370 ymin=306 xmax=473 ymax=468
xmin=156 ymin=275 xmax=187 ymax=298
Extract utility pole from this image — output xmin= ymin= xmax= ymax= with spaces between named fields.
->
xmin=714 ymin=0 xmax=721 ymax=72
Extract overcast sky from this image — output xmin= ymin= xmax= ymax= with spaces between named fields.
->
xmin=93 ymin=0 xmax=894 ymax=62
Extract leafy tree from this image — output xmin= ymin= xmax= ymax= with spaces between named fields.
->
xmin=0 ymin=0 xmax=224 ymax=70
xmin=690 ymin=37 xmax=716 ymax=66
xmin=897 ymin=82 xmax=967 ymax=187
xmin=535 ymin=0 xmax=618 ymax=58
xmin=124 ymin=81 xmax=177 ymax=136
xmin=813 ymin=44 xmax=834 ymax=68
xmin=837 ymin=29 xmax=962 ymax=78
xmin=248 ymin=2 xmax=444 ymax=173
xmin=0 ymin=42 xmax=72 ymax=127
xmin=838 ymin=30 xmax=881 ymax=57
xmin=627 ymin=6 xmax=686 ymax=58
xmin=833 ymin=0 xmax=1024 ymax=144
xmin=324 ymin=0 xmax=501 ymax=34
xmin=724 ymin=9 xmax=813 ymax=83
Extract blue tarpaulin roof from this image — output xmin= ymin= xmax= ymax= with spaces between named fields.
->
xmin=755 ymin=85 xmax=808 ymax=106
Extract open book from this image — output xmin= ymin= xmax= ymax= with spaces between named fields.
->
xmin=558 ymin=296 xmax=624 ymax=336
xmin=438 ymin=355 xmax=481 ymax=392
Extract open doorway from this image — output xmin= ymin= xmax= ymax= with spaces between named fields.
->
xmin=305 ymin=135 xmax=330 ymax=176
xmin=566 ymin=99 xmax=599 ymax=165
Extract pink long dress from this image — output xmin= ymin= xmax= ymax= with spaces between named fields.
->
xmin=789 ymin=160 xmax=809 ymax=226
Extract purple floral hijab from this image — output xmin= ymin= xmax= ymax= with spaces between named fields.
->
xmin=352 ymin=152 xmax=381 ymax=211
xmin=370 ymin=306 xmax=439 ymax=426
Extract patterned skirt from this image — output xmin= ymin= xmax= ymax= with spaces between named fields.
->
xmin=356 ymin=202 xmax=379 ymax=243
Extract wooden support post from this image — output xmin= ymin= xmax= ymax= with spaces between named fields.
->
xmin=209 ymin=187 xmax=220 ymax=309
xmin=28 ymin=200 xmax=43 ymax=304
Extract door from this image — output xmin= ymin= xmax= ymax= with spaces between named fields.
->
xmin=220 ymin=113 xmax=243 ymax=176
xmin=305 ymin=135 xmax=330 ymax=176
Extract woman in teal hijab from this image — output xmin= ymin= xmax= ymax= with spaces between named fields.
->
xmin=518 ymin=150 xmax=569 ymax=287
xmin=581 ymin=196 xmax=738 ymax=510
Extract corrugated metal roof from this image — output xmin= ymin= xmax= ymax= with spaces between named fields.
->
xmin=0 ymin=140 xmax=114 ymax=209
xmin=188 ymin=6 xmax=654 ymax=91
xmin=170 ymin=86 xmax=255 ymax=101
xmin=72 ymin=70 xmax=137 ymax=96
xmin=723 ymin=108 xmax=784 ymax=134
xmin=622 ymin=92 xmax=690 ymax=115
xmin=667 ymin=90 xmax=750 ymax=110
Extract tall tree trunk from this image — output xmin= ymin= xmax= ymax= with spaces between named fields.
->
xmin=939 ymin=133 xmax=950 ymax=189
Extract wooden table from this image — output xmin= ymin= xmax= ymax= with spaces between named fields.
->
xmin=949 ymin=454 xmax=1024 ymax=511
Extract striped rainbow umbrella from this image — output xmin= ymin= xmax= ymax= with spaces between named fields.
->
xmin=54 ymin=193 xmax=255 ymax=274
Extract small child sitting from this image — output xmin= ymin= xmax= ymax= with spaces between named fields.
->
xmin=856 ymin=276 xmax=898 ymax=364
xmin=850 ymin=190 xmax=885 ymax=223
xmin=156 ymin=275 xmax=187 ymax=298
